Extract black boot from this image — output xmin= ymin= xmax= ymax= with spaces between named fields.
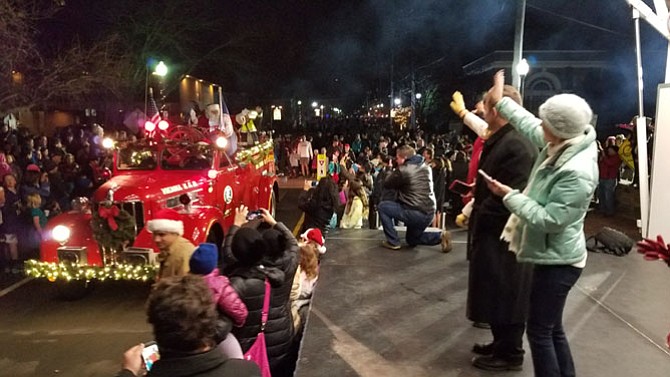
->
xmin=472 ymin=354 xmax=523 ymax=371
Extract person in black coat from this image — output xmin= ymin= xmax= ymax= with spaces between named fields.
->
xmin=260 ymin=212 xmax=300 ymax=377
xmin=466 ymin=85 xmax=538 ymax=371
xmin=116 ymin=275 xmax=260 ymax=377
xmin=298 ymin=176 xmax=339 ymax=233
xmin=224 ymin=206 xmax=295 ymax=377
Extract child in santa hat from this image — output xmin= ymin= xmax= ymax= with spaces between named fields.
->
xmin=300 ymin=228 xmax=326 ymax=255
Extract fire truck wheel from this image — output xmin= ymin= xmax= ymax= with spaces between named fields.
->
xmin=54 ymin=279 xmax=94 ymax=301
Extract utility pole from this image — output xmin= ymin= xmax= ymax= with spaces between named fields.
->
xmin=410 ymin=71 xmax=416 ymax=130
xmin=390 ymin=59 xmax=394 ymax=128
xmin=511 ymin=0 xmax=527 ymax=90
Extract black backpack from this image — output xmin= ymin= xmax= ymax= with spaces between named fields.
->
xmin=586 ymin=227 xmax=635 ymax=257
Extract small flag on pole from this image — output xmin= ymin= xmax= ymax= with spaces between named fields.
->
xmin=218 ymin=86 xmax=233 ymax=137
xmin=147 ymin=87 xmax=161 ymax=124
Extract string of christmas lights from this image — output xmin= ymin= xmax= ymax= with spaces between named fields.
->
xmin=24 ymin=260 xmax=157 ymax=282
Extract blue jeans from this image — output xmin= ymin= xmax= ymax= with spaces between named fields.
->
xmin=597 ymin=178 xmax=616 ymax=215
xmin=527 ymin=265 xmax=582 ymax=377
xmin=377 ymin=201 xmax=440 ymax=246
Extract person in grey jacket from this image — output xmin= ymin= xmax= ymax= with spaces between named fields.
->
xmin=485 ymin=71 xmax=598 ymax=377
xmin=377 ymin=145 xmax=451 ymax=252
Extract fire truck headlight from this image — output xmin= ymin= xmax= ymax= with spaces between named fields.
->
xmin=215 ymin=136 xmax=227 ymax=149
xmin=52 ymin=225 xmax=71 ymax=243
xmin=102 ymin=137 xmax=114 ymax=149
xmin=158 ymin=120 xmax=170 ymax=131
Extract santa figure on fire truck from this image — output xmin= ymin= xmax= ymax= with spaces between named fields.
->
xmin=198 ymin=103 xmax=238 ymax=155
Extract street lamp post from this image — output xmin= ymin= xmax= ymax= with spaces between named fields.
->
xmin=516 ymin=58 xmax=530 ymax=103
xmin=144 ymin=60 xmax=168 ymax=116
xmin=297 ymin=100 xmax=303 ymax=127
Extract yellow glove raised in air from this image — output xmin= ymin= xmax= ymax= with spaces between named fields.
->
xmin=450 ymin=91 xmax=469 ymax=119
xmin=455 ymin=213 xmax=469 ymax=228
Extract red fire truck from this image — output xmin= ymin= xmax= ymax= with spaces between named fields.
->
xmin=26 ymin=125 xmax=277 ymax=285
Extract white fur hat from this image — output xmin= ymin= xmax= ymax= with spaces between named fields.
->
xmin=538 ymin=94 xmax=593 ymax=139
xmin=147 ymin=208 xmax=184 ymax=236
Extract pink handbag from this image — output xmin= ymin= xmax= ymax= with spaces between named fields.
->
xmin=243 ymin=279 xmax=272 ymax=377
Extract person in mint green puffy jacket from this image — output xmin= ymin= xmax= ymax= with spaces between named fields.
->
xmin=484 ymin=71 xmax=598 ymax=377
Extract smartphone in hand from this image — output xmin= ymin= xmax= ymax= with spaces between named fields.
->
xmin=246 ymin=210 xmax=263 ymax=221
xmin=449 ymin=179 xmax=473 ymax=196
xmin=141 ymin=341 xmax=160 ymax=372
xmin=478 ymin=169 xmax=494 ymax=182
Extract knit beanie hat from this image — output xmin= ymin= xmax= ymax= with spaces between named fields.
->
xmin=231 ymin=227 xmax=267 ymax=266
xmin=301 ymin=228 xmax=326 ymax=254
xmin=538 ymin=94 xmax=593 ymax=140
xmin=147 ymin=208 xmax=184 ymax=235
xmin=189 ymin=243 xmax=218 ymax=275
xmin=262 ymin=228 xmax=287 ymax=258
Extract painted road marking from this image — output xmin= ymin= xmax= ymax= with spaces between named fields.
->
xmin=0 ymin=277 xmax=33 ymax=298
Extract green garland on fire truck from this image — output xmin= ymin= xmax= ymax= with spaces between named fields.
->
xmin=24 ymin=202 xmax=157 ymax=282
xmin=91 ymin=201 xmax=137 ymax=253
xmin=236 ymin=141 xmax=273 ymax=167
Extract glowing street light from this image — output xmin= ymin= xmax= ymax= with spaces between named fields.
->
xmin=516 ymin=58 xmax=530 ymax=100
xmin=415 ymin=93 xmax=422 ymax=100
xmin=393 ymin=98 xmax=401 ymax=106
xmin=311 ymin=101 xmax=318 ymax=108
xmin=516 ymin=58 xmax=530 ymax=76
xmin=297 ymin=100 xmax=302 ymax=105
xmin=154 ymin=61 xmax=168 ymax=77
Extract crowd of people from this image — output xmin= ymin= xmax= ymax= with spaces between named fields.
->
xmin=0 ymin=122 xmax=119 ymax=274
xmin=0 ymin=70 xmax=650 ymax=376
xmin=117 ymin=204 xmax=326 ymax=377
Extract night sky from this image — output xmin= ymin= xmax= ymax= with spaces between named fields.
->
xmin=46 ymin=0 xmax=669 ymax=119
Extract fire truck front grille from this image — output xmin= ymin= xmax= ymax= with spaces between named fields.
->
xmin=119 ymin=202 xmax=145 ymax=234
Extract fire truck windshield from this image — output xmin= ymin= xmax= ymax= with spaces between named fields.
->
xmin=117 ymin=147 xmax=157 ymax=170
xmin=161 ymin=143 xmax=213 ymax=170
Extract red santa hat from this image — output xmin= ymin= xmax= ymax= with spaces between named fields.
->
xmin=301 ymin=228 xmax=326 ymax=254
xmin=147 ymin=208 xmax=184 ymax=236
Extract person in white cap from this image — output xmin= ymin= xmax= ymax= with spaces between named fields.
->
xmin=485 ymin=70 xmax=598 ymax=377
xmin=147 ymin=208 xmax=196 ymax=279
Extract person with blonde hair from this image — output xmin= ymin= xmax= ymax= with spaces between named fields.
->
xmin=340 ymin=179 xmax=369 ymax=229
xmin=25 ymin=192 xmax=47 ymax=259
xmin=291 ymin=242 xmax=320 ymax=330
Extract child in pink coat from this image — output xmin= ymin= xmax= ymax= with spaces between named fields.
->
xmin=190 ymin=243 xmax=248 ymax=358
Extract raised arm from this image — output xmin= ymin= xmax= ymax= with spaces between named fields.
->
xmin=488 ymin=70 xmax=546 ymax=148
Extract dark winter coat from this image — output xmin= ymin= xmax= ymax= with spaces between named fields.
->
xmin=383 ymin=155 xmax=436 ymax=214
xmin=466 ymin=124 xmax=537 ymax=325
xmin=298 ymin=187 xmax=336 ymax=233
xmin=116 ymin=348 xmax=260 ymax=377
xmin=229 ymin=264 xmax=293 ymax=375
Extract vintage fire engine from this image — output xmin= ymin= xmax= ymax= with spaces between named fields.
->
xmin=26 ymin=125 xmax=277 ymax=283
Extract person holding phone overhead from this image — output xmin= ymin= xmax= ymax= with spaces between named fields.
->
xmin=485 ymin=70 xmax=598 ymax=377
xmin=465 ymin=78 xmax=538 ymax=371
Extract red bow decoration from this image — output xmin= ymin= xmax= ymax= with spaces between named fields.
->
xmin=636 ymin=235 xmax=670 ymax=267
xmin=98 ymin=205 xmax=120 ymax=231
